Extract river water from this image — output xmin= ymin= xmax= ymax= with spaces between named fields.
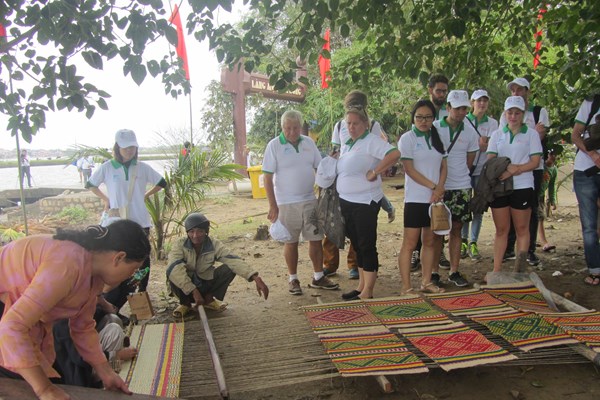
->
xmin=0 ymin=160 xmax=171 ymax=191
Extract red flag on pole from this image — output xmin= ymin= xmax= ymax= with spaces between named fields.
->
xmin=169 ymin=5 xmax=190 ymax=80
xmin=533 ymin=6 xmax=547 ymax=69
xmin=318 ymin=29 xmax=331 ymax=89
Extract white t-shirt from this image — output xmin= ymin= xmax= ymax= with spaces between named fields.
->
xmin=337 ymin=132 xmax=396 ymax=204
xmin=436 ymin=106 xmax=448 ymax=121
xmin=487 ymin=125 xmax=543 ymax=190
xmin=331 ymin=119 xmax=384 ymax=152
xmin=573 ymin=98 xmax=600 ymax=172
xmin=499 ymin=104 xmax=550 ymax=170
xmin=88 ymin=159 xmax=164 ymax=228
xmin=262 ymin=134 xmax=321 ymax=205
xmin=466 ymin=113 xmax=499 ymax=177
xmin=433 ymin=118 xmax=479 ymax=190
xmin=399 ymin=127 xmax=447 ymax=203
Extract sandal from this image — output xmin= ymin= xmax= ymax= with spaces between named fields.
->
xmin=204 ymin=299 xmax=228 ymax=312
xmin=400 ymin=288 xmax=415 ymax=296
xmin=542 ymin=244 xmax=556 ymax=252
xmin=172 ymin=304 xmax=191 ymax=318
xmin=420 ymin=282 xmax=445 ymax=294
xmin=584 ymin=275 xmax=600 ymax=286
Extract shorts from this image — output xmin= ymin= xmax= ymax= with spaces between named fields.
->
xmin=278 ymin=199 xmax=323 ymax=243
xmin=538 ymin=194 xmax=547 ymax=221
xmin=443 ymin=189 xmax=472 ymax=223
xmin=404 ymin=202 xmax=431 ymax=228
xmin=490 ymin=188 xmax=534 ymax=210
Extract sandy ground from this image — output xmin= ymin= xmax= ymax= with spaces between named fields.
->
xmin=136 ymin=172 xmax=600 ymax=400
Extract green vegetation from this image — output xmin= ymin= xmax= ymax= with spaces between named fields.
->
xmin=56 ymin=206 xmax=90 ymax=224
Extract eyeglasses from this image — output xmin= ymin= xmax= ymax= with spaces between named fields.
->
xmin=415 ymin=115 xmax=435 ymax=122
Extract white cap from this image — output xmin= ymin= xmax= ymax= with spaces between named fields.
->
xmin=447 ymin=90 xmax=471 ymax=108
xmin=315 ymin=156 xmax=337 ymax=189
xmin=471 ymin=89 xmax=489 ymax=100
xmin=504 ymin=96 xmax=526 ymax=111
xmin=115 ymin=129 xmax=139 ymax=148
xmin=507 ymin=78 xmax=530 ymax=91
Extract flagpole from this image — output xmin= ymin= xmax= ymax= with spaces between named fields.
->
xmin=188 ymin=90 xmax=193 ymax=144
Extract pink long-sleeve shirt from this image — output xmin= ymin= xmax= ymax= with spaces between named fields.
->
xmin=0 ymin=235 xmax=106 ymax=378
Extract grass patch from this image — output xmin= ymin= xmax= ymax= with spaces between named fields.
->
xmin=56 ymin=206 xmax=90 ymax=223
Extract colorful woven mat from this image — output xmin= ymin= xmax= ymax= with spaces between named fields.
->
xmin=119 ymin=323 xmax=184 ymax=397
xmin=471 ymin=310 xmax=578 ymax=351
xmin=399 ymin=322 xmax=516 ymax=371
xmin=364 ymin=295 xmax=451 ymax=327
xmin=301 ymin=301 xmax=381 ymax=332
xmin=318 ymin=326 xmax=428 ymax=376
xmin=541 ymin=310 xmax=600 ymax=352
xmin=481 ymin=282 xmax=555 ymax=312
xmin=426 ymin=288 xmax=515 ymax=316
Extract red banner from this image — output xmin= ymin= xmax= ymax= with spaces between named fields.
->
xmin=533 ymin=6 xmax=547 ymax=69
xmin=169 ymin=5 xmax=190 ymax=80
xmin=318 ymin=29 xmax=331 ymax=89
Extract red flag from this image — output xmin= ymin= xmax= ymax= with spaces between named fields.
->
xmin=318 ymin=29 xmax=331 ymax=89
xmin=533 ymin=7 xmax=547 ymax=69
xmin=169 ymin=5 xmax=190 ymax=80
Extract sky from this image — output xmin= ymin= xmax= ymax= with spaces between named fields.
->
xmin=0 ymin=2 xmax=246 ymax=151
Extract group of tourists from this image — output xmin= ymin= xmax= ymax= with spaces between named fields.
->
xmin=1 ymin=73 xmax=599 ymax=399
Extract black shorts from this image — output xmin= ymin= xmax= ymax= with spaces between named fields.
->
xmin=490 ymin=188 xmax=534 ymax=210
xmin=404 ymin=202 xmax=431 ymax=228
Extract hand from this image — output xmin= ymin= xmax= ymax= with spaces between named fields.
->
xmin=102 ymin=199 xmax=110 ymax=211
xmin=499 ymin=170 xmax=512 ymax=181
xmin=95 ymin=363 xmax=132 ymax=395
xmin=366 ymin=169 xmax=378 ymax=182
xmin=535 ymin=122 xmax=546 ymax=138
xmin=267 ymin=205 xmax=279 ymax=223
xmin=37 ymin=384 xmax=70 ymax=400
xmin=506 ymin=164 xmax=520 ymax=176
xmin=253 ymin=276 xmax=269 ymax=300
xmin=192 ymin=289 xmax=205 ymax=308
xmin=590 ymin=151 xmax=600 ymax=168
xmin=330 ymin=149 xmax=339 ymax=159
xmin=430 ymin=185 xmax=445 ymax=203
xmin=478 ymin=136 xmax=489 ymax=151
xmin=117 ymin=347 xmax=138 ymax=361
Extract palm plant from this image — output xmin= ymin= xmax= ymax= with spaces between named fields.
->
xmin=145 ymin=148 xmax=243 ymax=259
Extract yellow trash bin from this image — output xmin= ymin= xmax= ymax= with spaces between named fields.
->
xmin=247 ymin=165 xmax=267 ymax=199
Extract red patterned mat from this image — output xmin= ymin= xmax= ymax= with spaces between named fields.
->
xmin=318 ymin=327 xmax=428 ymax=376
xmin=471 ymin=310 xmax=578 ymax=351
xmin=541 ymin=310 xmax=600 ymax=352
xmin=365 ymin=295 xmax=451 ymax=327
xmin=301 ymin=302 xmax=381 ymax=332
xmin=426 ymin=288 xmax=515 ymax=316
xmin=399 ymin=322 xmax=516 ymax=371
xmin=482 ymin=282 xmax=555 ymax=312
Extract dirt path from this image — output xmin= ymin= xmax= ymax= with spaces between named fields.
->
xmin=143 ymin=174 xmax=600 ymax=400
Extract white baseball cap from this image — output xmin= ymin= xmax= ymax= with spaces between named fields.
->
xmin=315 ymin=156 xmax=337 ymax=189
xmin=447 ymin=90 xmax=471 ymax=108
xmin=115 ymin=129 xmax=139 ymax=148
xmin=507 ymin=78 xmax=530 ymax=91
xmin=471 ymin=89 xmax=490 ymax=100
xmin=504 ymin=96 xmax=526 ymax=111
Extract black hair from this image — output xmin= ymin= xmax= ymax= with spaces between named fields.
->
xmin=428 ymin=74 xmax=449 ymax=88
xmin=53 ymin=219 xmax=150 ymax=262
xmin=411 ymin=99 xmax=445 ymax=155
xmin=113 ymin=143 xmax=139 ymax=164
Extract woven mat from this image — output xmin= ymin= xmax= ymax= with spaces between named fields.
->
xmin=426 ymin=288 xmax=515 ymax=316
xmin=481 ymin=282 xmax=555 ymax=313
xmin=471 ymin=310 xmax=578 ymax=351
xmin=301 ymin=301 xmax=381 ymax=332
xmin=541 ymin=310 xmax=600 ymax=353
xmin=119 ymin=323 xmax=184 ymax=397
xmin=399 ymin=322 xmax=516 ymax=371
xmin=318 ymin=327 xmax=428 ymax=376
xmin=364 ymin=295 xmax=451 ymax=327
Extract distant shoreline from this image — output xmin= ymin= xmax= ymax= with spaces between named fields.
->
xmin=0 ymin=154 xmax=173 ymax=169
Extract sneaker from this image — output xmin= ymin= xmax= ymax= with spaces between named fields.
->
xmin=309 ymin=276 xmax=340 ymax=290
xmin=448 ymin=271 xmax=469 ymax=287
xmin=410 ymin=250 xmax=421 ymax=272
xmin=439 ymin=252 xmax=451 ymax=269
xmin=503 ymin=250 xmax=516 ymax=262
xmin=527 ymin=252 xmax=541 ymax=266
xmin=288 ymin=279 xmax=302 ymax=295
xmin=387 ymin=208 xmax=396 ymax=223
xmin=431 ymin=272 xmax=441 ymax=286
xmin=349 ymin=268 xmax=359 ymax=279
xmin=460 ymin=242 xmax=469 ymax=259
xmin=342 ymin=289 xmax=361 ymax=300
xmin=323 ymin=268 xmax=337 ymax=277
xmin=469 ymin=242 xmax=482 ymax=260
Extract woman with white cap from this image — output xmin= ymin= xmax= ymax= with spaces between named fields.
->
xmin=87 ymin=129 xmax=166 ymax=306
xmin=487 ymin=97 xmax=543 ymax=272
xmin=461 ymin=89 xmax=499 ymax=260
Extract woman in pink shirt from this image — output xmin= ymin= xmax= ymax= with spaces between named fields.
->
xmin=0 ymin=220 xmax=150 ymax=399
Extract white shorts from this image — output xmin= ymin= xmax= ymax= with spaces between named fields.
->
xmin=278 ymin=199 xmax=323 ymax=243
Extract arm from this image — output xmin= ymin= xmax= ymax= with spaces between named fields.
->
xmin=144 ymin=184 xmax=163 ymax=201
xmin=251 ymin=274 xmax=269 ymax=300
xmin=548 ymin=167 xmax=558 ymax=207
xmin=263 ymin=173 xmax=278 ymax=222
xmin=572 ymin=122 xmax=600 ymax=167
xmin=89 ymin=186 xmax=110 ymax=210
xmin=402 ymin=158 xmax=446 ymax=203
xmin=366 ymin=149 xmax=400 ymax=182
xmin=166 ymin=239 xmax=197 ymax=295
xmin=466 ymin=151 xmax=477 ymax=170
xmin=502 ymin=155 xmax=541 ymax=181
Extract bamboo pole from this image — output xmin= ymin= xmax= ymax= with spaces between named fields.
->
xmin=198 ymin=306 xmax=229 ymax=399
